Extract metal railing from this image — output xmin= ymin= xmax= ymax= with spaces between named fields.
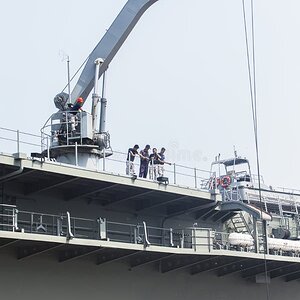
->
xmin=0 ymin=204 xmax=18 ymax=231
xmin=1 ymin=126 xmax=300 ymax=195
xmin=0 ymin=126 xmax=214 ymax=191
xmin=41 ymin=111 xmax=86 ymax=151
xmin=2 ymin=204 xmax=300 ymax=257
xmin=0 ymin=127 xmax=40 ymax=155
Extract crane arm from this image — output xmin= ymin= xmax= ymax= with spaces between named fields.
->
xmin=70 ymin=0 xmax=159 ymax=104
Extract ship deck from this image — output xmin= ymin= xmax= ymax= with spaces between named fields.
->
xmin=0 ymin=152 xmax=221 ymax=218
xmin=1 ymin=152 xmax=300 ymax=283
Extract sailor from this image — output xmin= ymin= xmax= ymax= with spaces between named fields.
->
xmin=66 ymin=97 xmax=84 ymax=133
xmin=126 ymin=144 xmax=140 ymax=176
xmin=157 ymin=147 xmax=172 ymax=177
xmin=149 ymin=148 xmax=159 ymax=180
xmin=139 ymin=144 xmax=150 ymax=178
xmin=69 ymin=97 xmax=84 ymax=114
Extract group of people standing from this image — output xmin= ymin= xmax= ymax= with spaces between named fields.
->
xmin=126 ymin=145 xmax=172 ymax=179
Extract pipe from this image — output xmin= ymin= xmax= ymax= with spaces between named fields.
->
xmin=99 ymin=70 xmax=107 ymax=133
xmin=0 ymin=164 xmax=23 ymax=183
xmin=91 ymin=58 xmax=104 ymax=132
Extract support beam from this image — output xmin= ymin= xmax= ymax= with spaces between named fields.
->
xmin=65 ymin=183 xmax=119 ymax=201
xmin=96 ymin=249 xmax=139 ymax=265
xmin=18 ymin=243 xmax=63 ymax=260
xmin=270 ymin=263 xmax=300 ymax=279
xmin=59 ymin=246 xmax=104 ymax=263
xmin=0 ymin=239 xmax=18 ymax=249
xmin=160 ymin=255 xmax=211 ymax=273
xmin=103 ymin=190 xmax=154 ymax=207
xmin=191 ymin=256 xmax=245 ymax=275
xmin=286 ymin=270 xmax=300 ymax=282
xmin=25 ymin=177 xmax=78 ymax=195
xmin=0 ymin=169 xmax=36 ymax=183
xmin=166 ymin=202 xmax=218 ymax=219
xmin=242 ymin=261 xmax=284 ymax=279
xmin=130 ymin=253 xmax=175 ymax=269
xmin=136 ymin=196 xmax=188 ymax=212
xmin=217 ymin=259 xmax=263 ymax=277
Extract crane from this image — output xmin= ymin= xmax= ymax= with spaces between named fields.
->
xmin=42 ymin=0 xmax=159 ymax=167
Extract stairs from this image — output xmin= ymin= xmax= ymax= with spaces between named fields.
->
xmin=230 ymin=212 xmax=252 ymax=235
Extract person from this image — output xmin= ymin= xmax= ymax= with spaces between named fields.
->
xmin=139 ymin=145 xmax=150 ymax=178
xmin=126 ymin=144 xmax=140 ymax=176
xmin=149 ymin=148 xmax=160 ymax=180
xmin=66 ymin=97 xmax=84 ymax=134
xmin=69 ymin=97 xmax=84 ymax=115
xmin=157 ymin=147 xmax=172 ymax=177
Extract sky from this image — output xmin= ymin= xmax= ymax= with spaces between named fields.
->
xmin=0 ymin=0 xmax=300 ymax=189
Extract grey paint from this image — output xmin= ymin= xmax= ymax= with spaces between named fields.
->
xmin=0 ymin=249 xmax=299 ymax=300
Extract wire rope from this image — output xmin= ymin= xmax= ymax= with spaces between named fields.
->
xmin=242 ymin=0 xmax=271 ymax=298
xmin=61 ymin=55 xmax=90 ymax=94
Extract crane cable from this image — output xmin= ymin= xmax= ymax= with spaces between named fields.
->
xmin=241 ymin=0 xmax=271 ymax=299
xmin=61 ymin=55 xmax=90 ymax=94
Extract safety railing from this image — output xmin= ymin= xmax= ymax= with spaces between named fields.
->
xmin=3 ymin=204 xmax=300 ymax=257
xmin=2 ymin=126 xmax=300 ymax=195
xmin=105 ymin=150 xmax=213 ymax=189
xmin=41 ymin=111 xmax=86 ymax=151
xmin=0 ymin=204 xmax=18 ymax=231
xmin=0 ymin=205 xmax=194 ymax=249
xmin=0 ymin=127 xmax=40 ymax=155
xmin=276 ymin=187 xmax=300 ymax=195
xmin=0 ymin=126 xmax=213 ymax=190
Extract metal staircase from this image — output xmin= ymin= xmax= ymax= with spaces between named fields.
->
xmin=230 ymin=212 xmax=252 ymax=235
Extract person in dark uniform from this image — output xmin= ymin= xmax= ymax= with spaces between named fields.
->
xmin=126 ymin=144 xmax=140 ymax=176
xmin=149 ymin=148 xmax=160 ymax=180
xmin=157 ymin=147 xmax=172 ymax=177
xmin=139 ymin=145 xmax=150 ymax=178
xmin=66 ymin=97 xmax=84 ymax=134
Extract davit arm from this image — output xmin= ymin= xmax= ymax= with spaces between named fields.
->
xmin=70 ymin=0 xmax=159 ymax=105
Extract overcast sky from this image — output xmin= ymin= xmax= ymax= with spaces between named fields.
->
xmin=0 ymin=0 xmax=299 ymax=189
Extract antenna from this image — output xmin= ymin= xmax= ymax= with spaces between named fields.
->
xmin=67 ymin=55 xmax=71 ymax=104
xmin=233 ymin=145 xmax=237 ymax=158
xmin=59 ymin=50 xmax=72 ymax=103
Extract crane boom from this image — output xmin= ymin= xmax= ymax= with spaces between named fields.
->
xmin=71 ymin=0 xmax=159 ymax=104
xmin=43 ymin=0 xmax=159 ymax=163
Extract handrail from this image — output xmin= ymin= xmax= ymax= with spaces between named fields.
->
xmin=1 ymin=126 xmax=300 ymax=194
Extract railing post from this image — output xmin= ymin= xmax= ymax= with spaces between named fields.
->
xmin=66 ymin=211 xmax=74 ymax=240
xmin=180 ymin=230 xmax=184 ymax=248
xmin=169 ymin=228 xmax=174 ymax=247
xmin=57 ymin=216 xmax=63 ymax=236
xmin=98 ymin=217 xmax=107 ymax=240
xmin=173 ymin=163 xmax=176 ymax=185
xmin=30 ymin=213 xmax=33 ymax=233
xmin=13 ymin=209 xmax=18 ymax=232
xmin=194 ymin=168 xmax=197 ymax=188
xmin=16 ymin=130 xmax=20 ymax=153
xmin=102 ymin=148 xmax=106 ymax=171
xmin=75 ymin=142 xmax=78 ymax=166
xmin=142 ymin=221 xmax=150 ymax=247
xmin=66 ymin=112 xmax=69 ymax=145
xmin=134 ymin=227 xmax=138 ymax=244
xmin=47 ymin=136 xmax=50 ymax=159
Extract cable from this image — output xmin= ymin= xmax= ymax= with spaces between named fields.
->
xmin=61 ymin=55 xmax=90 ymax=94
xmin=242 ymin=0 xmax=271 ymax=299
